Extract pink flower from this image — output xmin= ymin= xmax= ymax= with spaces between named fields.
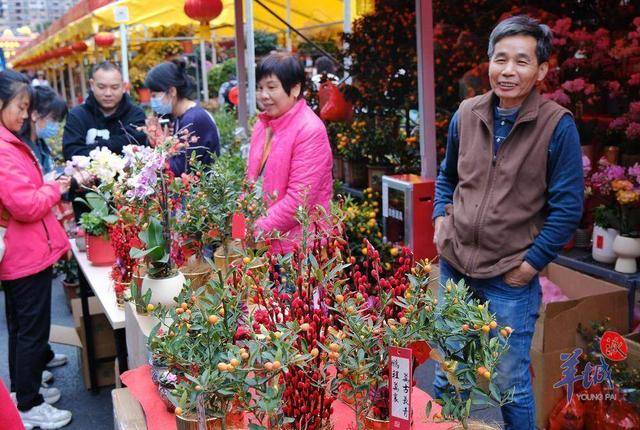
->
xmin=630 ymin=101 xmax=640 ymax=118
xmin=634 ymin=17 xmax=640 ymax=28
xmin=553 ymin=17 xmax=572 ymax=37
xmin=544 ymin=89 xmax=571 ymax=106
xmin=582 ymin=155 xmax=591 ymax=178
xmin=629 ymin=74 xmax=640 ymax=86
xmin=628 ymin=163 xmax=640 ymax=182
xmin=626 ymin=122 xmax=640 ymax=141
xmin=562 ymin=78 xmax=586 ymax=93
xmin=609 ymin=116 xmax=629 ymax=132
xmin=605 ymin=164 xmax=626 ymax=181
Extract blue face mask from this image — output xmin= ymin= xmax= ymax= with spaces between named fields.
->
xmin=150 ymin=94 xmax=172 ymax=115
xmin=36 ymin=121 xmax=59 ymax=140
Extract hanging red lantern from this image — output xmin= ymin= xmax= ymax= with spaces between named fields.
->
xmin=94 ymin=32 xmax=115 ymax=48
xmin=61 ymin=46 xmax=74 ymax=57
xmin=183 ymin=0 xmax=223 ymax=24
xmin=184 ymin=0 xmax=223 ymax=38
xmin=72 ymin=41 xmax=88 ymax=53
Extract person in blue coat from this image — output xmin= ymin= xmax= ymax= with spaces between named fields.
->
xmin=145 ymin=59 xmax=220 ymax=175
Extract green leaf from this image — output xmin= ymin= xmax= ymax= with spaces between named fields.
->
xmin=425 ymin=400 xmax=433 ymax=419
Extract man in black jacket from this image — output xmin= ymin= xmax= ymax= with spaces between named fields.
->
xmin=62 ymin=61 xmax=146 ymax=159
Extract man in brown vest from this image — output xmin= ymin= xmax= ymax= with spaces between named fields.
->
xmin=433 ymin=15 xmax=584 ymax=430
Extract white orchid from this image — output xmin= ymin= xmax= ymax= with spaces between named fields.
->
xmin=87 ymin=147 xmax=126 ymax=184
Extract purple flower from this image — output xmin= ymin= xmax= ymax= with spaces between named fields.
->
xmin=605 ymin=164 xmax=626 ymax=181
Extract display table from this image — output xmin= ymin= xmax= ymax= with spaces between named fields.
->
xmin=555 ymin=248 xmax=639 ymax=329
xmin=116 ymin=365 xmax=453 ymax=430
xmin=125 ymin=302 xmax=162 ymax=370
xmin=70 ymin=239 xmax=128 ymax=390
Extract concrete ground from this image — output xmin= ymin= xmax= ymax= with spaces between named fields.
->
xmin=1 ymin=276 xmax=503 ymax=429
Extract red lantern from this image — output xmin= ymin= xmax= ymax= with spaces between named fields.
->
xmin=61 ymin=46 xmax=74 ymax=57
xmin=72 ymin=41 xmax=88 ymax=53
xmin=94 ymin=32 xmax=115 ymax=48
xmin=183 ymin=0 xmax=223 ymax=24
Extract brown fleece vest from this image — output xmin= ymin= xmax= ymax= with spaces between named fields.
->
xmin=437 ymin=90 xmax=570 ymax=278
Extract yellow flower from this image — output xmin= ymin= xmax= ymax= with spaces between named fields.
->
xmin=612 ymin=179 xmax=634 ymax=192
xmin=617 ymin=190 xmax=639 ymax=205
xmin=367 ymin=219 xmax=376 ymax=227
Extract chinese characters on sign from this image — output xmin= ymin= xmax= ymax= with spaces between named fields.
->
xmin=390 ymin=347 xmax=412 ymax=430
xmin=553 ymin=347 xmax=614 ymax=403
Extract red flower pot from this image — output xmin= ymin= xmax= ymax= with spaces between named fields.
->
xmin=86 ymin=234 xmax=116 ymax=266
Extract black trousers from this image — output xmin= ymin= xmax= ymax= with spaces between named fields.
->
xmin=3 ymin=266 xmax=53 ymax=411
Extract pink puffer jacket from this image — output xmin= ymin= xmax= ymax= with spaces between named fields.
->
xmin=0 ymin=126 xmax=69 ymax=280
xmin=247 ymin=100 xmax=333 ymax=254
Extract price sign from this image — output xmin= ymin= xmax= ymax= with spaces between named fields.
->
xmin=389 ymin=346 xmax=413 ymax=429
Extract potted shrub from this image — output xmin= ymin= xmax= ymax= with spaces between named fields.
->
xmin=592 ymin=205 xmax=619 ymax=263
xmin=148 ymin=277 xmax=308 ymax=429
xmin=77 ymin=192 xmax=117 ymax=266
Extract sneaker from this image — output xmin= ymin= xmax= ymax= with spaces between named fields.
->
xmin=19 ymin=403 xmax=72 ymax=429
xmin=46 ymin=354 xmax=68 ymax=369
xmin=42 ymin=370 xmax=54 ymax=387
xmin=11 ymin=387 xmax=61 ymax=405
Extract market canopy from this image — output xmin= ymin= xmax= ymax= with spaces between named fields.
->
xmin=13 ymin=0 xmax=362 ymax=65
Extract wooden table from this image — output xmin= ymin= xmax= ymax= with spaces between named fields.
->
xmin=71 ymin=239 xmax=127 ymax=391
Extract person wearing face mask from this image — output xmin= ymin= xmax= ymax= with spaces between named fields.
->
xmin=247 ymin=53 xmax=333 ymax=254
xmin=145 ymin=59 xmax=220 ymax=175
xmin=20 ymin=85 xmax=68 ymax=176
xmin=0 ymin=70 xmax=73 ymax=429
xmin=62 ymin=61 xmax=147 ymax=160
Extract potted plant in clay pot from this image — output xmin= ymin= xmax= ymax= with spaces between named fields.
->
xmin=77 ymin=191 xmax=118 ymax=266
xmin=148 ymin=277 xmax=307 ymax=429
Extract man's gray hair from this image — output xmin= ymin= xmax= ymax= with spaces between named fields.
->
xmin=487 ymin=15 xmax=553 ymax=64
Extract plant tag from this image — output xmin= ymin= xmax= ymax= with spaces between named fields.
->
xmin=596 ymin=234 xmax=604 ymax=249
xmin=389 ymin=346 xmax=412 ymax=429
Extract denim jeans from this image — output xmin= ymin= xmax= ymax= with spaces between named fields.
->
xmin=434 ymin=259 xmax=541 ymax=430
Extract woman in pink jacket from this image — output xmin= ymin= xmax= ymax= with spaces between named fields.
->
xmin=247 ymin=53 xmax=333 ymax=254
xmin=0 ymin=70 xmax=72 ymax=429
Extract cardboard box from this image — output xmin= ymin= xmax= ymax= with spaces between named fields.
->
xmin=533 ymin=263 xmax=628 ymax=352
xmin=624 ymin=332 xmax=640 ymax=370
xmin=71 ymin=297 xmax=117 ymax=359
xmin=77 ymin=326 xmax=116 ymax=390
xmin=531 ymin=347 xmax=574 ymax=430
xmin=70 ymin=297 xmax=117 ymax=389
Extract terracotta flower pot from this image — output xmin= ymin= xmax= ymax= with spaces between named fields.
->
xmin=86 ymin=234 xmax=115 ymax=266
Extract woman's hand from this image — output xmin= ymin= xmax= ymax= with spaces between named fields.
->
xmin=55 ymin=176 xmax=71 ymax=195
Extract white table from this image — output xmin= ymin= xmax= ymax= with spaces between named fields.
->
xmin=70 ymin=238 xmax=127 ymax=390
xmin=70 ymin=239 xmax=124 ymax=329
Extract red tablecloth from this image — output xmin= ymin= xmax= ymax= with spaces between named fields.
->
xmin=121 ymin=365 xmax=453 ymax=430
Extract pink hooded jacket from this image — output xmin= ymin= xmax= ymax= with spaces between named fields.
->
xmin=0 ymin=126 xmax=69 ymax=280
xmin=247 ymin=99 xmax=333 ymax=254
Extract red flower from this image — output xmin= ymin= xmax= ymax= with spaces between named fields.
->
xmin=234 ymin=326 xmax=251 ymax=341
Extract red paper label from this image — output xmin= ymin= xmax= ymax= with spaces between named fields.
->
xmin=600 ymin=331 xmax=628 ymax=362
xmin=596 ymin=235 xmax=604 ymax=249
xmin=389 ymin=347 xmax=413 ymax=430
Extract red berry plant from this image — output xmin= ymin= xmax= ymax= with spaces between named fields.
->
xmin=228 ymin=206 xmax=349 ymax=430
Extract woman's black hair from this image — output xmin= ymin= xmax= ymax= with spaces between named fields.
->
xmin=31 ymin=85 xmax=68 ymax=122
xmin=256 ymin=53 xmax=305 ymax=99
xmin=0 ymin=70 xmax=31 ymax=111
xmin=19 ymin=85 xmax=67 ymax=140
xmin=144 ymin=59 xmax=197 ymax=100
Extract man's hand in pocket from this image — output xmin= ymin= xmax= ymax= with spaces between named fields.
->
xmin=504 ymin=261 xmax=537 ymax=287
